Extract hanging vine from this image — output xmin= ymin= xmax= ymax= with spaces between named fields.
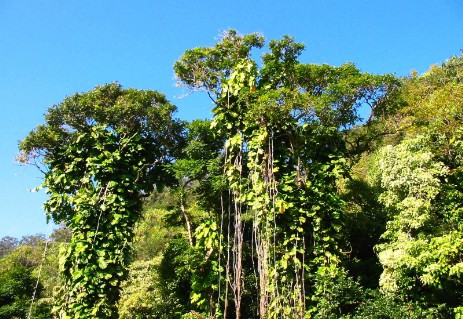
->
xmin=174 ymin=30 xmax=400 ymax=319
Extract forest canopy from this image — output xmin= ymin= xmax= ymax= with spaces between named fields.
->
xmin=4 ymin=31 xmax=463 ymax=319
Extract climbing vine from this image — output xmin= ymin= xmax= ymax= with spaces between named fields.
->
xmin=175 ymin=31 xmax=399 ymax=318
xmin=19 ymin=84 xmax=181 ymax=318
xmin=210 ymin=57 xmax=348 ymax=318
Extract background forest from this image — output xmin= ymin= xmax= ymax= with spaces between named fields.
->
xmin=2 ymin=32 xmax=463 ymax=318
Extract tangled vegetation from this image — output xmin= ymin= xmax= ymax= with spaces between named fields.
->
xmin=2 ymin=31 xmax=463 ymax=318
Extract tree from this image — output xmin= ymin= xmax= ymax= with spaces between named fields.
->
xmin=19 ymin=234 xmax=47 ymax=247
xmin=368 ymin=55 xmax=463 ymax=317
xmin=0 ymin=239 xmax=56 ymax=319
xmin=175 ymin=30 xmax=400 ymax=318
xmin=118 ymin=259 xmax=162 ymax=319
xmin=0 ymin=237 xmax=18 ymax=258
xmin=0 ymin=262 xmax=37 ymax=319
xmin=18 ymin=83 xmax=183 ymax=318
xmin=167 ymin=119 xmax=226 ymax=246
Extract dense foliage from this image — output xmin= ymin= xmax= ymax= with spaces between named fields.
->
xmin=18 ymin=84 xmax=182 ymax=318
xmin=5 ymin=31 xmax=463 ymax=318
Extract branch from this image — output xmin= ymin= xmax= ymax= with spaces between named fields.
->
xmin=134 ymin=160 xmax=161 ymax=184
xmin=207 ymin=91 xmax=217 ymax=104
xmin=16 ymin=149 xmax=48 ymax=175
xmin=119 ymin=131 xmax=140 ymax=152
xmin=205 ymin=247 xmax=214 ymax=261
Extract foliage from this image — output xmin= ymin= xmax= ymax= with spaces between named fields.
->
xmin=118 ymin=259 xmax=160 ymax=319
xmin=174 ymin=30 xmax=264 ymax=98
xmin=369 ymin=54 xmax=463 ymax=316
xmin=341 ymin=177 xmax=386 ymax=288
xmin=307 ymin=266 xmax=364 ymax=318
xmin=353 ymin=290 xmax=450 ymax=319
xmin=175 ymin=30 xmax=400 ymax=318
xmin=0 ymin=236 xmax=59 ymax=319
xmin=121 ymin=208 xmax=200 ymax=319
xmin=0 ymin=262 xmax=37 ymax=319
xmin=19 ymin=83 xmax=183 ymax=318
xmin=12 ymin=32 xmax=463 ymax=319
xmin=0 ymin=237 xmax=19 ymax=258
xmin=157 ymin=238 xmax=196 ymax=317
xmin=132 ymin=207 xmax=184 ymax=261
xmin=372 ymin=135 xmax=446 ymax=292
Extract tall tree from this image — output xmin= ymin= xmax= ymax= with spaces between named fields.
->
xmin=369 ymin=54 xmax=463 ymax=317
xmin=18 ymin=83 xmax=183 ymax=318
xmin=175 ymin=30 xmax=400 ymax=318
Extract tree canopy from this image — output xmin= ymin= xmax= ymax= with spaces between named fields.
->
xmin=8 ymin=31 xmax=463 ymax=319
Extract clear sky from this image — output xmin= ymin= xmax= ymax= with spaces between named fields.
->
xmin=1 ymin=0 xmax=462 ymax=239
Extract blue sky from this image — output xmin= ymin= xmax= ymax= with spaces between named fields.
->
xmin=1 ymin=0 xmax=462 ymax=239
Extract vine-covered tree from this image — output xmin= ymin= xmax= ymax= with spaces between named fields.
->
xmin=175 ymin=30 xmax=400 ymax=318
xmin=18 ymin=83 xmax=183 ymax=318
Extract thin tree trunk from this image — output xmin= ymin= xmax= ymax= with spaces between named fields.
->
xmin=180 ymin=197 xmax=193 ymax=246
